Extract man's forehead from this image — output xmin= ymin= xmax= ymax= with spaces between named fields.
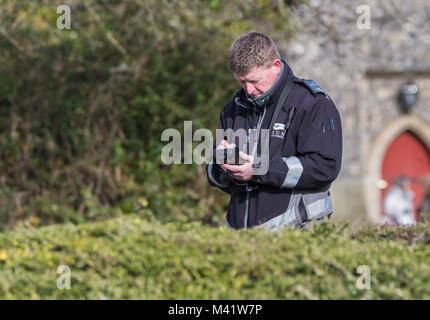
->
xmin=234 ymin=65 xmax=268 ymax=81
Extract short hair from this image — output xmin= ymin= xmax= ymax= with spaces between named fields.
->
xmin=228 ymin=32 xmax=281 ymax=75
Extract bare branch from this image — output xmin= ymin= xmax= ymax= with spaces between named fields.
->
xmin=0 ymin=25 xmax=30 ymax=58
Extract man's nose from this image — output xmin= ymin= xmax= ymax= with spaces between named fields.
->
xmin=244 ymin=83 xmax=255 ymax=95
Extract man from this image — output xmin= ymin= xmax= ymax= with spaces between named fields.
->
xmin=206 ymin=32 xmax=342 ymax=231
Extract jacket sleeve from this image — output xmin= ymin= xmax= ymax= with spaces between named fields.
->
xmin=251 ymin=98 xmax=342 ymax=190
xmin=205 ymin=108 xmax=233 ymax=194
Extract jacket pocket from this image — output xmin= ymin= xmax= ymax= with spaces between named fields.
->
xmin=301 ymin=191 xmax=333 ymax=221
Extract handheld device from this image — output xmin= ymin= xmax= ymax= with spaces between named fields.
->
xmin=215 ymin=147 xmax=245 ymax=165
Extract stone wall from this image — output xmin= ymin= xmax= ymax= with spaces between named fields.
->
xmin=281 ymin=0 xmax=430 ymax=224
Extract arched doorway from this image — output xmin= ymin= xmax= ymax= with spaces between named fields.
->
xmin=380 ymin=130 xmax=430 ymax=222
xmin=364 ymin=115 xmax=430 ymax=224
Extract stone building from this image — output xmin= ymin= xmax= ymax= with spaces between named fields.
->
xmin=283 ymin=0 xmax=430 ymax=226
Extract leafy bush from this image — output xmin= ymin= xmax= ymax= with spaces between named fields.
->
xmin=0 ymin=0 xmax=298 ymax=230
xmin=0 ymin=215 xmax=429 ymax=299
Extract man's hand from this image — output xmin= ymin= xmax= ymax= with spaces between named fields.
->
xmin=223 ymin=151 xmax=254 ymax=182
xmin=216 ymin=139 xmax=254 ymax=181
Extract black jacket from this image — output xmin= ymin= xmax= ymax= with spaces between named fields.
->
xmin=206 ymin=61 xmax=342 ymax=231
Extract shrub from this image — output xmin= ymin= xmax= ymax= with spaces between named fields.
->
xmin=0 ymin=216 xmax=429 ymax=299
xmin=0 ymin=0 xmax=298 ymax=229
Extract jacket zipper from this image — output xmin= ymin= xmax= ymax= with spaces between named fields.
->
xmin=244 ymin=106 xmax=267 ymax=229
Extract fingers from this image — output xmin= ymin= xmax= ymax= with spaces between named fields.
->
xmin=216 ymin=140 xmax=226 ymax=150
xmin=229 ymin=170 xmax=248 ymax=181
xmin=225 ymin=142 xmax=236 ymax=149
xmin=223 ymin=152 xmax=253 ymax=171
xmin=222 ymin=139 xmax=235 ymax=149
xmin=239 ymin=151 xmax=253 ymax=162
xmin=222 ymin=163 xmax=242 ymax=172
xmin=216 ymin=140 xmax=236 ymax=150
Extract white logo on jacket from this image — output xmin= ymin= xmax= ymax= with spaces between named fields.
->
xmin=272 ymin=123 xmax=286 ymax=139
xmin=273 ymin=123 xmax=285 ymax=131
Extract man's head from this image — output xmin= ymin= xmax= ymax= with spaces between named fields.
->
xmin=229 ymin=32 xmax=282 ymax=99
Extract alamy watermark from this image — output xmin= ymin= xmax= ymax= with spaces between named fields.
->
xmin=160 ymin=121 xmax=270 ymax=175
xmin=356 ymin=5 xmax=371 ymax=30
xmin=57 ymin=265 xmax=71 ymax=290
xmin=356 ymin=265 xmax=371 ymax=290
xmin=57 ymin=5 xmax=71 ymax=30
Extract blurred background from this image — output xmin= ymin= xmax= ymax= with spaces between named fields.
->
xmin=0 ymin=0 xmax=429 ymax=232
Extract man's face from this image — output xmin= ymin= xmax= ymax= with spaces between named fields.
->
xmin=233 ymin=59 xmax=282 ymax=99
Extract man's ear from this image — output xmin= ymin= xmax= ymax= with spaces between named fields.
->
xmin=272 ymin=59 xmax=282 ymax=74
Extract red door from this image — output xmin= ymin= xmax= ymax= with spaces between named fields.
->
xmin=381 ymin=131 xmax=430 ymax=221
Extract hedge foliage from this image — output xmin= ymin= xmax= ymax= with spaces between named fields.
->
xmin=1 ymin=215 xmax=429 ymax=299
xmin=0 ymin=0 xmax=298 ymax=230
